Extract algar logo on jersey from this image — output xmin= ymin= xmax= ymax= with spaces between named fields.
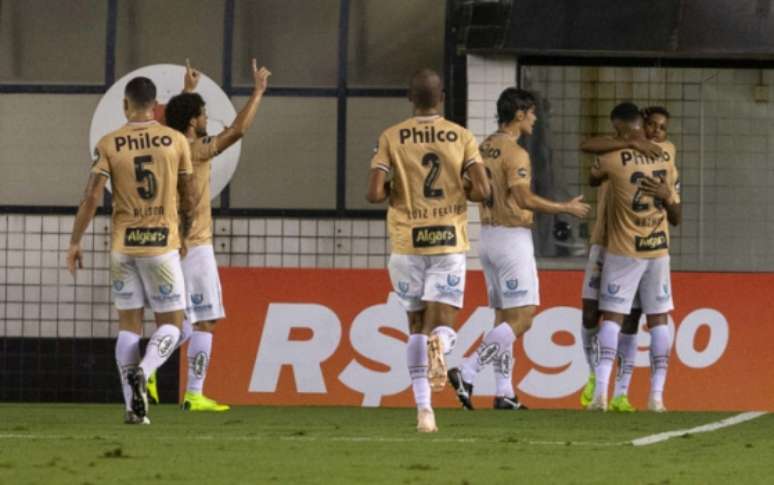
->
xmin=412 ymin=226 xmax=457 ymax=248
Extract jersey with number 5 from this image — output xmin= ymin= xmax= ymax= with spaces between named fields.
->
xmin=91 ymin=121 xmax=193 ymax=256
xmin=591 ymin=141 xmax=679 ymax=259
xmin=371 ymin=115 xmax=482 ymax=255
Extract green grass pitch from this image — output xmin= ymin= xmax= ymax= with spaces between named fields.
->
xmin=0 ymin=404 xmax=771 ymax=484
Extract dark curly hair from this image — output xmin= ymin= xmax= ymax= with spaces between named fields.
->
xmin=164 ymin=92 xmax=205 ymax=134
xmin=496 ymin=88 xmax=536 ymax=125
xmin=642 ymin=105 xmax=671 ymax=120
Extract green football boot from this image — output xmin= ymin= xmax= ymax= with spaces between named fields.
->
xmin=580 ymin=374 xmax=595 ymax=408
xmin=610 ymin=395 xmax=637 ymax=412
xmin=146 ymin=371 xmax=160 ymax=405
xmin=182 ymin=391 xmax=230 ymax=412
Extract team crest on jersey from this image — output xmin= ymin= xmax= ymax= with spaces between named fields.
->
xmin=447 ymin=275 xmax=461 ymax=287
xmin=191 ymin=293 xmax=204 ymax=305
xmin=607 ymin=284 xmax=620 ymax=295
xmin=112 ymin=280 xmax=124 ymax=291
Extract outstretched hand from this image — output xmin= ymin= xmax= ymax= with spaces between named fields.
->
xmin=565 ymin=195 xmax=591 ymax=218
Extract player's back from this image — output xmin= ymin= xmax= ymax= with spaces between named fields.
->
xmin=93 ymin=121 xmax=192 ymax=256
xmin=185 ymin=136 xmax=219 ymax=247
xmin=595 ymin=141 xmax=679 ymax=259
xmin=374 ymin=115 xmax=480 ymax=255
xmin=477 ymin=132 xmax=533 ymax=228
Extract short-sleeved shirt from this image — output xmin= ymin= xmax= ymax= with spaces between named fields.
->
xmin=590 ymin=140 xmax=680 ymax=259
xmin=91 ymin=121 xmax=193 ymax=256
xmin=477 ymin=131 xmax=534 ymax=228
xmin=370 ymin=115 xmax=482 ymax=255
xmin=185 ymin=136 xmax=219 ymax=247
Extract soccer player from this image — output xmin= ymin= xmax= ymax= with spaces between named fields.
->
xmin=447 ymin=88 xmax=590 ymax=410
xmin=578 ymin=106 xmax=672 ymax=412
xmin=67 ymin=76 xmax=196 ymax=424
xmin=366 ymin=68 xmax=489 ymax=432
xmin=160 ymin=59 xmax=271 ymax=411
xmin=588 ymin=102 xmax=681 ymax=412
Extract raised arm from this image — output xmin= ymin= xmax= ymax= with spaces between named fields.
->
xmin=214 ymin=59 xmax=271 ymax=152
xmin=581 ymin=134 xmax=663 ymax=159
xmin=67 ymin=173 xmax=108 ymax=275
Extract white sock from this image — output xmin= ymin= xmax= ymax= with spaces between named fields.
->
xmin=431 ymin=325 xmax=457 ymax=355
xmin=613 ymin=332 xmax=638 ymax=397
xmin=494 ymin=338 xmax=516 ymax=398
xmin=593 ymin=321 xmax=620 ymax=401
xmin=649 ymin=325 xmax=671 ymax=400
xmin=186 ymin=331 xmax=213 ymax=393
xmin=581 ymin=326 xmax=599 ymax=374
xmin=139 ymin=324 xmax=181 ymax=379
xmin=407 ymin=334 xmax=430 ymax=410
xmin=115 ymin=330 xmax=141 ymax=411
xmin=460 ymin=322 xmax=515 ymax=386
xmin=176 ymin=319 xmax=194 ymax=350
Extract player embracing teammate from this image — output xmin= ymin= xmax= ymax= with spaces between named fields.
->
xmin=584 ymin=103 xmax=681 ymax=412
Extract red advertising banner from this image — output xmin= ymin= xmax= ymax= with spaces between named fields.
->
xmin=180 ymin=268 xmax=774 ymax=411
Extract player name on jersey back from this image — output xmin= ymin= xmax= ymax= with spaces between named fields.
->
xmin=591 ymin=141 xmax=679 ymax=259
xmin=477 ymin=132 xmax=534 ymax=228
xmin=91 ymin=121 xmax=193 ymax=257
xmin=371 ymin=116 xmax=482 ymax=255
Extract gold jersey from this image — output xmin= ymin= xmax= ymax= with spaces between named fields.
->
xmin=477 ymin=132 xmax=534 ymax=228
xmin=371 ymin=115 xmax=482 ymax=255
xmin=588 ymin=181 xmax=609 ymax=246
xmin=185 ymin=136 xmax=220 ymax=247
xmin=591 ymin=141 xmax=679 ymax=259
xmin=91 ymin=121 xmax=193 ymax=256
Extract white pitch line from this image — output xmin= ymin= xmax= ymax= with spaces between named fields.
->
xmin=631 ymin=411 xmax=767 ymax=447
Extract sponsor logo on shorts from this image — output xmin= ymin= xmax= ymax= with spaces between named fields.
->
xmin=124 ymin=227 xmax=169 ymax=247
xmin=152 ymin=283 xmax=181 ymax=304
xmin=412 ymin=225 xmax=457 ymax=248
xmin=189 ymin=293 xmax=213 ymax=313
xmin=159 ymin=284 xmax=173 ymax=296
xmin=657 ymin=283 xmax=672 ymax=302
xmin=397 ymin=281 xmax=410 ymax=296
xmin=601 ymin=283 xmax=626 ymax=304
xmin=191 ymin=293 xmax=204 ymax=305
xmin=635 ymin=231 xmax=668 ymax=252
xmin=112 ymin=280 xmax=124 ymax=291
xmin=503 ymin=278 xmax=528 ymax=298
xmin=434 ymin=278 xmax=464 ymax=301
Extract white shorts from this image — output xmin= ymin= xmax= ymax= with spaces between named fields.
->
xmin=182 ymin=244 xmax=226 ymax=323
xmin=388 ymin=253 xmax=466 ymax=312
xmin=110 ymin=250 xmax=186 ymax=313
xmin=582 ymin=245 xmax=641 ymax=310
xmin=479 ymin=226 xmax=539 ymax=309
xmin=598 ymin=253 xmax=673 ymax=315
